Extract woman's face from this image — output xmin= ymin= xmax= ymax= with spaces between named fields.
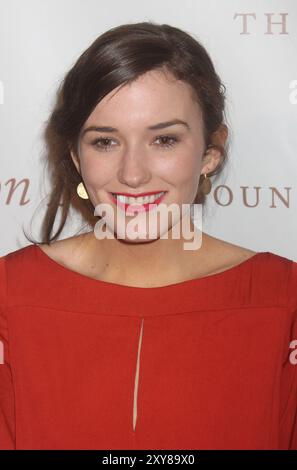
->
xmin=71 ymin=69 xmax=221 ymax=243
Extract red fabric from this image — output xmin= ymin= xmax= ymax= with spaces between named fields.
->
xmin=0 ymin=244 xmax=297 ymax=450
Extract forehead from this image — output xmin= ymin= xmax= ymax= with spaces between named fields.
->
xmin=83 ymin=70 xmax=202 ymax=128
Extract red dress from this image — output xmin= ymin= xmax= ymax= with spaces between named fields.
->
xmin=0 ymin=244 xmax=297 ymax=450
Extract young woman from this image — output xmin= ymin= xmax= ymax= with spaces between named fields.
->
xmin=0 ymin=21 xmax=296 ymax=450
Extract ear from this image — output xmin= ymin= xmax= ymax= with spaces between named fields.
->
xmin=200 ymin=147 xmax=221 ymax=175
xmin=201 ymin=124 xmax=228 ymax=175
xmin=69 ymin=145 xmax=81 ymax=176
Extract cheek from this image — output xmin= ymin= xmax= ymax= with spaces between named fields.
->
xmin=160 ymin=152 xmax=200 ymax=184
xmin=79 ymin=159 xmax=115 ymax=187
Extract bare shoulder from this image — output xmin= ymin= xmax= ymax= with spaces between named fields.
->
xmin=38 ymin=232 xmax=93 ymax=268
xmin=202 ymin=233 xmax=257 ymax=271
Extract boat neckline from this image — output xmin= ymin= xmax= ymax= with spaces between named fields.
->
xmin=33 ymin=244 xmax=269 ymax=290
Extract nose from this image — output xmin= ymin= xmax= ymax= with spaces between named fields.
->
xmin=117 ymin=147 xmax=151 ymax=188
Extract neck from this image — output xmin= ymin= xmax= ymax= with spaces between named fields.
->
xmin=84 ymin=214 xmax=207 ymax=287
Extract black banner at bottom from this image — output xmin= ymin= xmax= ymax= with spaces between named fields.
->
xmin=0 ymin=450 xmax=297 ymax=466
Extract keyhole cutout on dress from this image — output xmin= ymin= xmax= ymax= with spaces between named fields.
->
xmin=133 ymin=318 xmax=144 ymax=432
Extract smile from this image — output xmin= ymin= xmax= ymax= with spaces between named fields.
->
xmin=109 ymin=191 xmax=167 ymax=213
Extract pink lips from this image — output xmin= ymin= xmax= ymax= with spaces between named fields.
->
xmin=109 ymin=192 xmax=166 ymax=214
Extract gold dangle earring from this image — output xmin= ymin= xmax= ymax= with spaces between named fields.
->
xmin=199 ymin=144 xmax=214 ymax=195
xmin=77 ymin=182 xmax=89 ymax=199
xmin=199 ymin=173 xmax=212 ymax=195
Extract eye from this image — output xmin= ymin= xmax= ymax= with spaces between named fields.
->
xmin=154 ymin=135 xmax=179 ymax=149
xmin=90 ymin=134 xmax=180 ymax=152
xmin=91 ymin=137 xmax=116 ymax=151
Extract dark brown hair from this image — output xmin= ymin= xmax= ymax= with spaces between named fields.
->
xmin=25 ymin=21 xmax=229 ymax=245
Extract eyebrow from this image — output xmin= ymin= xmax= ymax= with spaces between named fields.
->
xmin=80 ymin=119 xmax=190 ymax=136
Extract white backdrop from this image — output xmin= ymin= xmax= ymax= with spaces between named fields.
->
xmin=0 ymin=0 xmax=296 ymax=260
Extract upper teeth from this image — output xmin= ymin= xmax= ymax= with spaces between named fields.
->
xmin=112 ymin=191 xmax=165 ymax=204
